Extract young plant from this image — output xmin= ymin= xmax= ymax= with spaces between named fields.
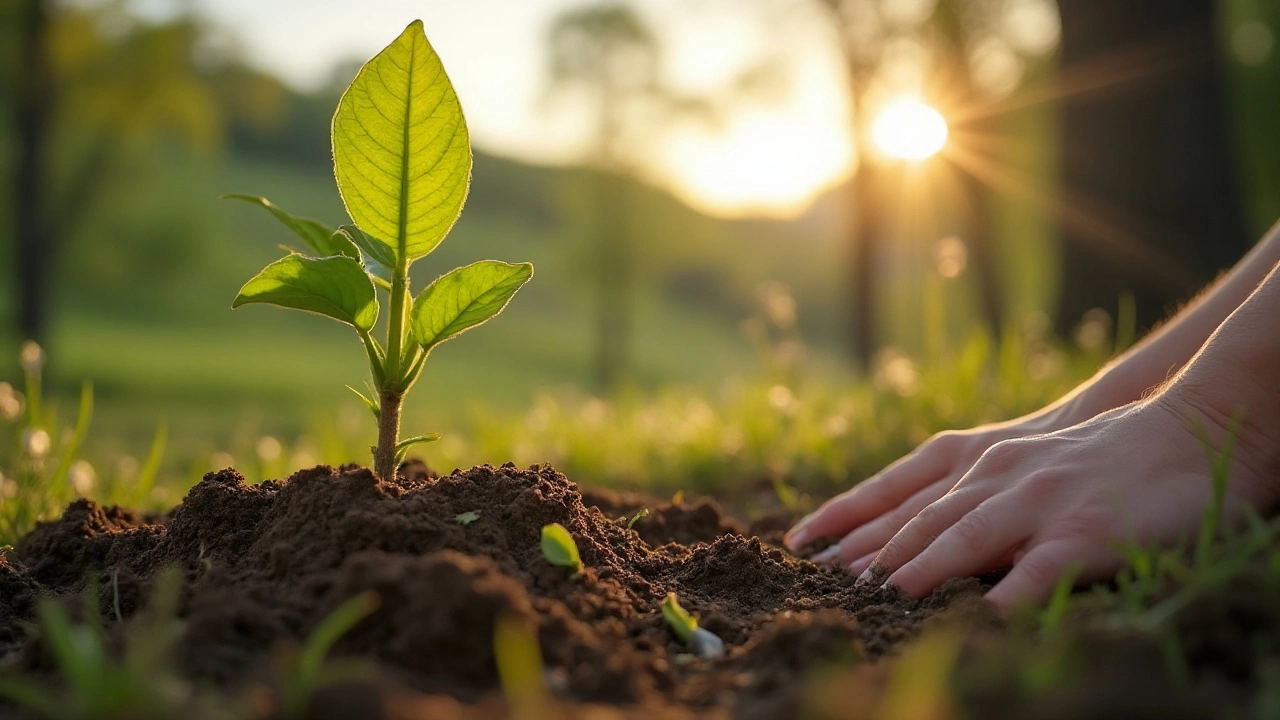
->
xmin=540 ymin=523 xmax=582 ymax=576
xmin=227 ymin=21 xmax=533 ymax=480
xmin=272 ymin=591 xmax=380 ymax=720
xmin=659 ymin=592 xmax=724 ymax=659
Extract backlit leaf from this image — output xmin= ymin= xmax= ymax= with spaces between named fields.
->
xmin=540 ymin=523 xmax=582 ymax=575
xmin=410 ymin=261 xmax=532 ymax=351
xmin=233 ymin=255 xmax=378 ymax=332
xmin=332 ymin=20 xmax=471 ymax=265
xmin=224 ymin=194 xmax=359 ymax=260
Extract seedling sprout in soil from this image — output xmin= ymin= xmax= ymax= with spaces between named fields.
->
xmin=660 ymin=592 xmax=725 ymax=660
xmin=540 ymin=522 xmax=583 ymax=576
xmin=227 ymin=21 xmax=532 ymax=480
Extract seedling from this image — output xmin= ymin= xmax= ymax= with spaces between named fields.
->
xmin=273 ymin=591 xmax=380 ymax=720
xmin=456 ymin=510 xmax=481 ymax=526
xmin=625 ymin=507 xmax=649 ymax=530
xmin=660 ymin=592 xmax=724 ymax=659
xmin=540 ymin=523 xmax=583 ymax=576
xmin=227 ymin=21 xmax=533 ymax=480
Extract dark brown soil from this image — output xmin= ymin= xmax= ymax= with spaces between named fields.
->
xmin=0 ymin=463 xmax=994 ymax=718
xmin=3 ymin=462 xmax=1269 ymax=719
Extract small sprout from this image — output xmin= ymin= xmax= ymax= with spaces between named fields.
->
xmin=540 ymin=523 xmax=583 ymax=576
xmin=456 ymin=511 xmax=481 ymax=526
xmin=626 ymin=507 xmax=650 ymax=529
xmin=226 ymin=22 xmax=533 ymax=481
xmin=493 ymin=613 xmax=553 ymax=719
xmin=660 ymin=592 xmax=725 ymax=660
xmin=671 ymin=490 xmax=685 ymax=506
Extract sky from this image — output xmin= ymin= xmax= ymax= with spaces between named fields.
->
xmin=119 ymin=0 xmax=857 ymax=218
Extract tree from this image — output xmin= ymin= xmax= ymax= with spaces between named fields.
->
xmin=1055 ymin=0 xmax=1252 ymax=334
xmin=546 ymin=4 xmax=659 ymax=391
xmin=4 ymin=3 xmax=222 ymax=346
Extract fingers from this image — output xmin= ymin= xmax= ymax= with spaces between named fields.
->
xmin=886 ymin=494 xmax=1035 ymax=598
xmin=822 ymin=478 xmax=954 ymax=566
xmin=984 ymin=539 xmax=1119 ymax=614
xmin=868 ymin=485 xmax=986 ymax=577
xmin=785 ymin=442 xmax=952 ymax=550
xmin=847 ymin=550 xmax=878 ymax=576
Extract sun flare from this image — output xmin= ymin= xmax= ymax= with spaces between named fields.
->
xmin=872 ymin=98 xmax=949 ymax=161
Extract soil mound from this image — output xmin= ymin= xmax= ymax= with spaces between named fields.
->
xmin=0 ymin=463 xmax=985 ymax=717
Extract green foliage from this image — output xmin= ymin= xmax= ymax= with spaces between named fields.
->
xmin=273 ymin=591 xmax=379 ymax=720
xmin=540 ymin=522 xmax=583 ymax=575
xmin=234 ymin=254 xmax=378 ymax=332
xmin=0 ymin=569 xmax=217 ymax=720
xmin=456 ymin=510 xmax=481 ymax=525
xmin=660 ymin=592 xmax=697 ymax=643
xmin=222 ymin=194 xmax=359 ymax=260
xmin=493 ymin=613 xmax=553 ymax=720
xmin=227 ymin=21 xmax=532 ymax=479
xmin=626 ymin=507 xmax=649 ymax=529
xmin=410 ymin=261 xmax=534 ymax=352
xmin=331 ymin=20 xmax=471 ymax=263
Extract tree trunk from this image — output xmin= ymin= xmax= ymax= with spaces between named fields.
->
xmin=14 ymin=0 xmax=53 ymax=344
xmin=1056 ymin=0 xmax=1250 ymax=334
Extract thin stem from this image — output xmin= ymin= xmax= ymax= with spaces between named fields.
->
xmin=373 ymin=390 xmax=403 ymax=481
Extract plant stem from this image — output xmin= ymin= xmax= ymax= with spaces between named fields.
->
xmin=374 ymin=390 xmax=402 ymax=480
xmin=375 ymin=261 xmax=410 ymax=478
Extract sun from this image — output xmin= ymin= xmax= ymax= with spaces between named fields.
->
xmin=872 ymin=98 xmax=949 ymax=161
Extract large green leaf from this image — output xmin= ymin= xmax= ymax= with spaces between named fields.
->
xmin=233 ymin=255 xmax=378 ymax=332
xmin=410 ymin=260 xmax=532 ymax=351
xmin=332 ymin=20 xmax=471 ymax=266
xmin=224 ymin=194 xmax=360 ymax=260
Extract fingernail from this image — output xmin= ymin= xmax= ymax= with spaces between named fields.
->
xmin=856 ymin=568 xmax=874 ymax=585
xmin=784 ymin=514 xmax=815 ymax=550
xmin=811 ymin=546 xmax=840 ymax=564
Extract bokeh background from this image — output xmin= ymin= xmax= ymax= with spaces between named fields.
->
xmin=1 ymin=0 xmax=1278 ymax=517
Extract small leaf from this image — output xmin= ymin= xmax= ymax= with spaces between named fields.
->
xmin=456 ymin=511 xmax=481 ymax=526
xmin=336 ymin=225 xmax=395 ymax=285
xmin=671 ymin=490 xmax=685 ymax=506
xmin=411 ymin=261 xmax=533 ymax=351
xmin=346 ymin=385 xmax=380 ymax=419
xmin=394 ymin=433 xmax=441 ymax=463
xmin=332 ymin=20 xmax=471 ymax=265
xmin=224 ymin=194 xmax=359 ymax=260
xmin=540 ymin=523 xmax=583 ymax=575
xmin=233 ymin=254 xmax=378 ymax=332
xmin=660 ymin=592 xmax=697 ymax=643
xmin=626 ymin=507 xmax=650 ymax=530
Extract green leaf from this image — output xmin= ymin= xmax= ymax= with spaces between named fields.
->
xmin=411 ymin=261 xmax=533 ymax=351
xmin=395 ymin=434 xmax=440 ymax=453
xmin=660 ymin=592 xmax=697 ymax=643
xmin=346 ymin=385 xmax=380 ymax=419
xmin=456 ymin=511 xmax=481 ymax=526
xmin=234 ymin=254 xmax=378 ymax=332
xmin=224 ymin=194 xmax=360 ymax=260
xmin=332 ymin=20 xmax=471 ymax=265
xmin=540 ymin=523 xmax=583 ymax=575
xmin=336 ymin=225 xmax=395 ymax=285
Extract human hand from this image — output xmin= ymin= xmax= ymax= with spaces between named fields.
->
xmin=783 ymin=406 xmax=1076 ymax=573
xmin=867 ymin=387 xmax=1280 ymax=613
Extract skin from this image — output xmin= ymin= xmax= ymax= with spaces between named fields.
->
xmin=785 ymin=222 xmax=1280 ymax=613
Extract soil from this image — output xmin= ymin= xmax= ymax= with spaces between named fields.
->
xmin=0 ymin=462 xmax=1271 ymax=718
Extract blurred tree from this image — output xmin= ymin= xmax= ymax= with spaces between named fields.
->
xmin=1054 ymin=0 xmax=1252 ymax=333
xmin=545 ymin=3 xmax=661 ymax=392
xmin=4 ymin=3 xmax=223 ymax=345
xmin=814 ymin=0 xmax=1051 ymax=367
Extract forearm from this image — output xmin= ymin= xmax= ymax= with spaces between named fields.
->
xmin=1056 ymin=220 xmax=1280 ymax=424
xmin=1161 ymin=260 xmax=1280 ymax=480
